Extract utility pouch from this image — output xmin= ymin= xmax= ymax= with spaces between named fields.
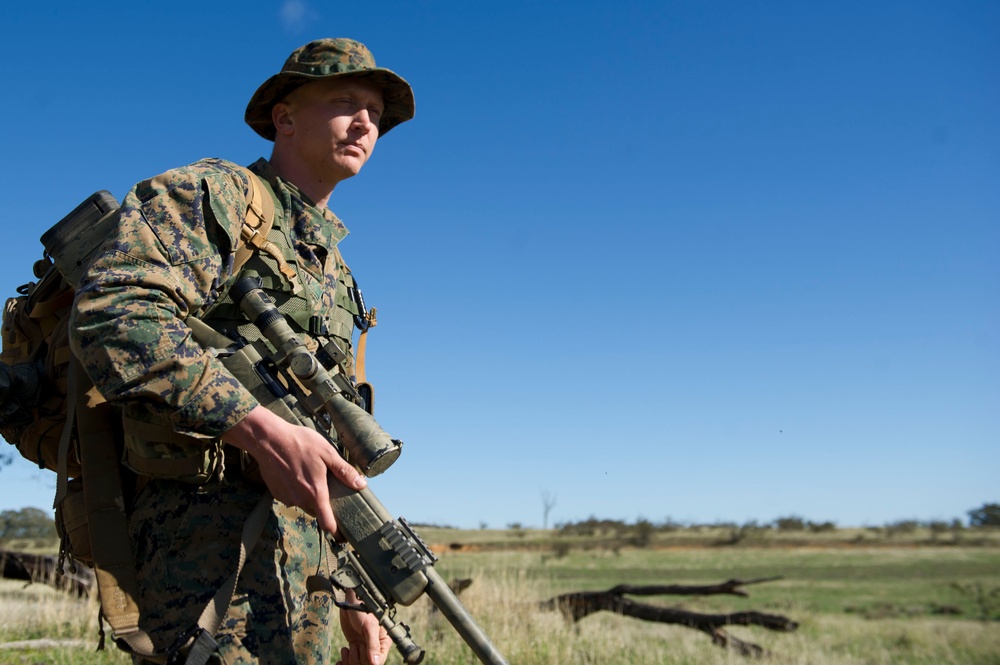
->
xmin=54 ymin=477 xmax=93 ymax=566
xmin=121 ymin=408 xmax=223 ymax=484
xmin=1 ymin=266 xmax=81 ymax=475
xmin=40 ymin=191 xmax=120 ymax=287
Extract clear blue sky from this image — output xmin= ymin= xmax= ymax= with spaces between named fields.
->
xmin=1 ymin=1 xmax=996 ymax=529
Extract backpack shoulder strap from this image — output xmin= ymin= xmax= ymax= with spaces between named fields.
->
xmin=231 ymin=167 xmax=301 ymax=294
xmin=232 ymin=167 xmax=275 ymax=274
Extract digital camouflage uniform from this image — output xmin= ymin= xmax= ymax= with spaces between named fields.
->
xmin=70 ymin=157 xmax=360 ymax=664
xmin=68 ymin=37 xmax=415 ymax=665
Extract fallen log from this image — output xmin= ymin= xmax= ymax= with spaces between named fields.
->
xmin=0 ymin=549 xmax=94 ymax=597
xmin=540 ymin=578 xmax=797 ymax=657
xmin=605 ymin=576 xmax=784 ymax=598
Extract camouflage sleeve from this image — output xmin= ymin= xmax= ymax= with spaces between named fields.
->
xmin=69 ymin=159 xmax=258 ymax=438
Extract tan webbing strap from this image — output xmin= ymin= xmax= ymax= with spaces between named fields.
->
xmin=355 ymin=332 xmax=369 ymax=384
xmin=29 ymin=286 xmax=75 ymax=320
xmin=234 ymin=167 xmax=302 ymax=295
xmin=76 ymin=366 xmax=271 ymax=664
xmin=75 ymin=356 xmax=160 ymax=660
xmin=194 ymin=495 xmax=271 ymax=638
xmin=232 ymin=167 xmax=274 ymax=273
xmin=52 ymin=354 xmax=80 ymax=509
xmin=167 ymin=494 xmax=272 ymax=665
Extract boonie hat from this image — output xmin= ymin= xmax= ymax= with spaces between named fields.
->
xmin=245 ymin=38 xmax=414 ymax=141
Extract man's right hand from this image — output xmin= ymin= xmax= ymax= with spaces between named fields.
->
xmin=221 ymin=404 xmax=367 ymax=535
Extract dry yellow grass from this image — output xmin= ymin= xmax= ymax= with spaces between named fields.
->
xmin=1 ymin=546 xmax=998 ymax=664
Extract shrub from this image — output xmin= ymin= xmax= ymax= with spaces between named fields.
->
xmin=632 ymin=519 xmax=654 ymax=548
xmin=807 ymin=520 xmax=837 ymax=533
xmin=0 ymin=508 xmax=57 ymax=540
xmin=774 ymin=515 xmax=807 ymax=531
xmin=968 ymin=503 xmax=1000 ymax=528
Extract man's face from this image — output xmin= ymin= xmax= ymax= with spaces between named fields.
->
xmin=275 ymin=78 xmax=385 ymax=186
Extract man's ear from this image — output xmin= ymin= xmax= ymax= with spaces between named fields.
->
xmin=272 ymin=101 xmax=295 ymax=137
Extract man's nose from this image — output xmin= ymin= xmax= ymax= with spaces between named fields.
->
xmin=352 ymin=109 xmax=376 ymax=133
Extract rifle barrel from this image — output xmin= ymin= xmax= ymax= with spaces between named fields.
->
xmin=424 ymin=567 xmax=509 ymax=665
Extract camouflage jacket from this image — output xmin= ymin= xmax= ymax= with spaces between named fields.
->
xmin=69 ymin=158 xmax=353 ymax=441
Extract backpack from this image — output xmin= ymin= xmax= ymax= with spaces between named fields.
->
xmin=0 ymin=190 xmax=117 ymax=477
xmin=0 ymin=168 xmax=277 ymax=663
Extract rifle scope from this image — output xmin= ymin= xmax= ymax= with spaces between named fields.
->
xmin=229 ymin=277 xmax=402 ymax=476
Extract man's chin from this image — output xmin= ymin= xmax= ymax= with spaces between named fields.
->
xmin=328 ymin=164 xmax=363 ymax=184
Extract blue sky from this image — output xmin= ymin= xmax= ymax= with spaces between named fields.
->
xmin=0 ymin=1 xmax=996 ymax=529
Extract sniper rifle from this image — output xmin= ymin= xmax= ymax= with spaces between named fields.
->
xmin=190 ymin=277 xmax=508 ymax=665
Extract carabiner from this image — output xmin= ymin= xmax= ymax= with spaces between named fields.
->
xmin=347 ymin=275 xmax=374 ymax=332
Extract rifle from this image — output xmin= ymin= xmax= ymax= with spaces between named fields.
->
xmin=192 ymin=277 xmax=508 ymax=665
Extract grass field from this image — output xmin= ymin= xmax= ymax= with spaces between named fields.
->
xmin=1 ymin=543 xmax=998 ymax=664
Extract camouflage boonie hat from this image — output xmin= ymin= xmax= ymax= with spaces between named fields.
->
xmin=245 ymin=38 xmax=415 ymax=141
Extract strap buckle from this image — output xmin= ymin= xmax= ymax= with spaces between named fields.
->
xmin=166 ymin=626 xmax=218 ymax=665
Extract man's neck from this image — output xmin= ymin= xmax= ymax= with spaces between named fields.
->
xmin=268 ymin=151 xmax=336 ymax=208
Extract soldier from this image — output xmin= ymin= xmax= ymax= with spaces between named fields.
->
xmin=69 ymin=38 xmax=414 ymax=665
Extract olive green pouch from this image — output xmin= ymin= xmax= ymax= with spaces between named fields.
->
xmin=121 ymin=407 xmax=222 ymax=484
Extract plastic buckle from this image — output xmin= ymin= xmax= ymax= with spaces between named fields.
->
xmin=166 ymin=626 xmax=218 ymax=665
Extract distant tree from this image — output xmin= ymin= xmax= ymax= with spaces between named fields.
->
xmin=632 ymin=519 xmax=654 ymax=547
xmin=507 ymin=522 xmax=526 ymax=538
xmin=0 ymin=450 xmax=12 ymax=472
xmin=557 ymin=516 xmax=628 ymax=538
xmin=773 ymin=515 xmax=807 ymax=531
xmin=968 ymin=503 xmax=1000 ymax=528
xmin=725 ymin=520 xmax=768 ymax=545
xmin=927 ymin=520 xmax=949 ymax=541
xmin=807 ymin=520 xmax=837 ymax=533
xmin=0 ymin=507 xmax=57 ymax=540
xmin=925 ymin=520 xmax=948 ymax=531
xmin=883 ymin=519 xmax=919 ymax=537
xmin=541 ymin=491 xmax=557 ymax=531
xmin=658 ymin=517 xmax=684 ymax=532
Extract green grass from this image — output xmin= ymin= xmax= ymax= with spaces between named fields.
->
xmin=1 ymin=545 xmax=998 ymax=664
xmin=399 ymin=546 xmax=1000 ymax=665
xmin=431 ymin=545 xmax=1000 ymax=617
xmin=413 ymin=524 xmax=1000 ymax=550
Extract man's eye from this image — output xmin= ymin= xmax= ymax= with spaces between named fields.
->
xmin=368 ymin=107 xmax=383 ymax=121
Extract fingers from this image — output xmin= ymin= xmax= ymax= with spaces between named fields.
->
xmin=359 ymin=611 xmax=384 ymax=665
xmin=337 ymin=640 xmax=378 ymax=665
xmin=325 ymin=445 xmax=368 ymax=492
xmin=224 ymin=405 xmax=368 ymax=537
xmin=339 ymin=593 xmax=388 ymax=665
xmin=343 ymin=644 xmax=361 ymax=665
xmin=310 ymin=467 xmax=338 ymax=535
xmin=314 ymin=441 xmax=364 ymax=537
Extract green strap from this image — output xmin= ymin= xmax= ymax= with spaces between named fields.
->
xmin=51 ymin=359 xmax=77 ymax=510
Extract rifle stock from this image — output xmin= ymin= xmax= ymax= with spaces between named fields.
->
xmin=217 ymin=278 xmax=509 ymax=665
